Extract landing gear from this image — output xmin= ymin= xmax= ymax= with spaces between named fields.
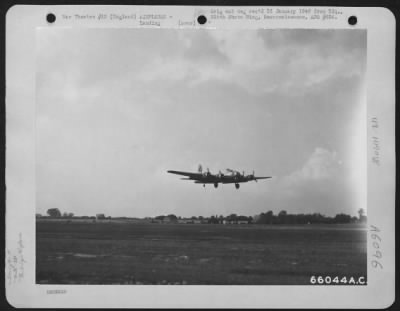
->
xmin=214 ymin=183 xmax=218 ymax=188
xmin=235 ymin=183 xmax=240 ymax=189
xmin=203 ymin=184 xmax=205 ymax=187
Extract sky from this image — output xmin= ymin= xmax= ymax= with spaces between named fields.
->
xmin=36 ymin=28 xmax=367 ymax=218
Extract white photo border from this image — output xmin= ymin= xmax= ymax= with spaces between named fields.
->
xmin=5 ymin=5 xmax=396 ymax=308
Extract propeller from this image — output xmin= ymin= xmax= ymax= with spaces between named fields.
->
xmin=198 ymin=164 xmax=203 ymax=173
xmin=252 ymin=170 xmax=257 ymax=182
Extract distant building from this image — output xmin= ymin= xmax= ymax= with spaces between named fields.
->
xmin=223 ymin=220 xmax=248 ymax=225
xmin=178 ymin=219 xmax=193 ymax=224
xmin=193 ymin=219 xmax=207 ymax=224
xmin=96 ymin=214 xmax=106 ymax=220
xmin=163 ymin=216 xmax=172 ymax=223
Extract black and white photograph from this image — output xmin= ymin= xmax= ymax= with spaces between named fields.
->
xmin=5 ymin=5 xmax=396 ymax=308
xmin=35 ymin=27 xmax=368 ymax=285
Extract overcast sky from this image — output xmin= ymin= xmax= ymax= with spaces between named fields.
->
xmin=36 ymin=28 xmax=366 ymax=218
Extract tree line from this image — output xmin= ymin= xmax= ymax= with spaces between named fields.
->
xmin=254 ymin=209 xmax=366 ymax=224
xmin=40 ymin=208 xmax=367 ymax=225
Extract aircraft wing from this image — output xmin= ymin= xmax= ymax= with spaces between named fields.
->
xmin=254 ymin=176 xmax=272 ymax=180
xmin=167 ymin=170 xmax=203 ymax=179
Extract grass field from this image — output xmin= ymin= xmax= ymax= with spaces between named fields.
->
xmin=36 ymin=221 xmax=367 ymax=285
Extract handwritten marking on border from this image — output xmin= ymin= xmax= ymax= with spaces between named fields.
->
xmin=6 ymin=233 xmax=26 ymax=285
xmin=370 ymin=225 xmax=383 ymax=269
xmin=371 ymin=117 xmax=380 ymax=166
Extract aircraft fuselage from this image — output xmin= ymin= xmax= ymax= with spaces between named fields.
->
xmin=167 ymin=168 xmax=271 ymax=189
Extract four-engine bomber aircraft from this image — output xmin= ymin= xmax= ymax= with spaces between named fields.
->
xmin=167 ymin=165 xmax=272 ymax=189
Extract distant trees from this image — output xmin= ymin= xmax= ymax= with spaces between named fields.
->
xmin=226 ymin=214 xmax=238 ymax=222
xmin=358 ymin=208 xmax=367 ymax=223
xmin=265 ymin=211 xmax=273 ymax=224
xmin=224 ymin=214 xmax=252 ymax=223
xmin=167 ymin=214 xmax=178 ymax=221
xmin=45 ymin=209 xmax=76 ymax=218
xmin=334 ymin=213 xmax=352 ymax=223
xmin=39 ymin=210 xmax=363 ymax=225
xmin=278 ymin=210 xmax=287 ymax=224
xmin=47 ymin=208 xmax=61 ymax=218
xmin=209 ymin=215 xmax=222 ymax=224
xmin=153 ymin=214 xmax=178 ymax=222
xmin=255 ymin=211 xmax=274 ymax=224
xmin=254 ymin=211 xmax=359 ymax=225
xmin=208 ymin=215 xmax=219 ymax=224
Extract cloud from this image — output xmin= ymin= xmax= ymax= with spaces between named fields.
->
xmin=36 ymin=28 xmax=366 ymax=99
xmin=183 ymin=29 xmax=366 ymax=95
xmin=35 ymin=29 xmax=366 ymax=218
xmin=287 ymin=148 xmax=342 ymax=183
xmin=263 ymin=147 xmax=353 ymax=216
xmin=77 ymin=29 xmax=365 ymax=96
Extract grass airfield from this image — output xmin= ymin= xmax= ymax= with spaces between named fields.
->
xmin=36 ymin=220 xmax=367 ymax=285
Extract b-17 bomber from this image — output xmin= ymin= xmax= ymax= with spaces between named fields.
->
xmin=167 ymin=165 xmax=272 ymax=189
